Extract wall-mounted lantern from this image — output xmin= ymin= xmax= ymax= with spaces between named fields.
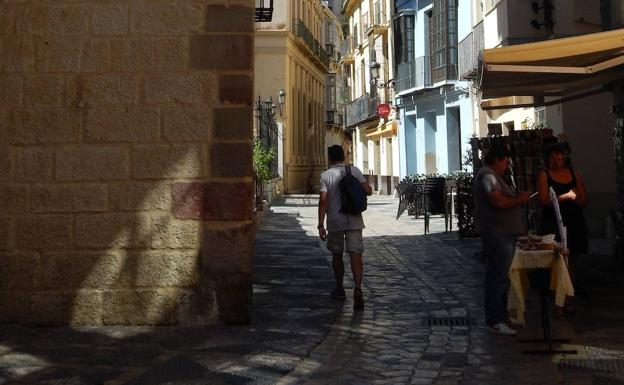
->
xmin=278 ymin=89 xmax=286 ymax=116
xmin=369 ymin=58 xmax=394 ymax=89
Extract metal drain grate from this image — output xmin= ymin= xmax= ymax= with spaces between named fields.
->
xmin=559 ymin=359 xmax=624 ymax=374
xmin=424 ymin=317 xmax=475 ymax=327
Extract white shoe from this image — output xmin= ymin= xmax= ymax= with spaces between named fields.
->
xmin=487 ymin=322 xmax=517 ymax=336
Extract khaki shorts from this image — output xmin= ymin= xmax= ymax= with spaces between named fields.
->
xmin=326 ymin=230 xmax=363 ymax=255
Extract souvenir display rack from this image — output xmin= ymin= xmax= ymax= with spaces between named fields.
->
xmin=457 ymin=129 xmax=563 ymax=236
xmin=455 ymin=173 xmax=477 ymax=238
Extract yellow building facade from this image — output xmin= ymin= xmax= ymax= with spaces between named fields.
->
xmin=255 ymin=0 xmax=335 ymax=193
xmin=342 ymin=0 xmax=399 ymax=194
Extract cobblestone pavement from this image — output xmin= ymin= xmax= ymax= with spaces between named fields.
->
xmin=1 ymin=195 xmax=623 ymax=385
xmin=271 ymin=195 xmax=624 ymax=385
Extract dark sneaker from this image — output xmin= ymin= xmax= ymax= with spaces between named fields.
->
xmin=330 ymin=288 xmax=346 ymax=301
xmin=353 ymin=289 xmax=364 ymax=310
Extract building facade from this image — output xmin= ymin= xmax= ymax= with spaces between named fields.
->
xmin=324 ymin=5 xmax=351 ymax=156
xmin=255 ymin=0 xmax=334 ymax=193
xmin=461 ymin=0 xmax=605 ymax=138
xmin=0 ymin=0 xmax=256 ymax=325
xmin=393 ymin=0 xmax=473 ymax=178
xmin=342 ymin=0 xmax=400 ymax=194
xmin=461 ymin=0 xmax=617 ymax=236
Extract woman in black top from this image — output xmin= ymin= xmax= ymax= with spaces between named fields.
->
xmin=537 ymin=143 xmax=588 ymax=316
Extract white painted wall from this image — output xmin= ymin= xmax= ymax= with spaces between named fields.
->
xmin=458 ymin=95 xmax=474 ymax=171
xmin=367 ymin=138 xmax=376 ymax=174
xmin=562 ymin=92 xmax=617 ymax=236
xmin=545 ymin=103 xmax=564 ymax=136
xmin=398 ymin=108 xmax=408 ymax=177
xmin=506 ymin=0 xmax=546 ymax=41
xmin=414 ymin=2 xmax=433 ymax=58
xmin=436 ymin=112 xmax=448 ymax=173
xmin=553 ymin=0 xmax=602 ymax=36
xmin=458 ymin=0 xmax=472 ymax=41
xmin=415 ymin=115 xmax=426 ymax=175
xmin=392 ymin=135 xmax=400 ymax=178
xmin=380 ymin=137 xmax=388 ymax=176
xmin=483 ymin=0 xmax=602 ymax=50
xmin=354 ymin=126 xmax=365 ymax=169
xmin=485 ymin=107 xmax=535 ymax=132
xmin=483 ymin=1 xmax=508 ymax=48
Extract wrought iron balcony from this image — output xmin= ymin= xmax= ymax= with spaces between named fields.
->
xmin=344 ymin=93 xmax=379 ymax=128
xmin=326 ymin=110 xmax=343 ymax=126
xmin=293 ymin=19 xmax=330 ymax=69
xmin=458 ymin=20 xmax=484 ymax=80
xmin=394 ymin=56 xmax=432 ymax=93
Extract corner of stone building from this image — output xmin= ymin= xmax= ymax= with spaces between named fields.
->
xmin=0 ymin=0 xmax=256 ymax=326
xmin=199 ymin=222 xmax=256 ymax=324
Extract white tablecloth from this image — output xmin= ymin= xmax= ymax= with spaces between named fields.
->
xmin=507 ymin=245 xmax=575 ymax=324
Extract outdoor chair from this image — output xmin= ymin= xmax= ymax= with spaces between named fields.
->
xmin=396 ymin=181 xmax=407 ymax=220
xmin=412 ymin=180 xmax=425 ymax=219
xmin=420 ymin=177 xmax=449 ymax=234
xmin=445 ymin=179 xmax=457 ymax=231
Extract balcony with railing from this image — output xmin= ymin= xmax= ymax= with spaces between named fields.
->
xmin=326 ymin=110 xmax=344 ymax=126
xmin=344 ymin=93 xmax=379 ymax=128
xmin=367 ymin=3 xmax=389 ymax=35
xmin=458 ymin=20 xmax=484 ymax=80
xmin=293 ymin=19 xmax=330 ymax=69
xmin=341 ymin=35 xmax=355 ymax=64
xmin=394 ymin=56 xmax=432 ymax=93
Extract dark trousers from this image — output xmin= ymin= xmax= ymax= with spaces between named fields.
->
xmin=482 ymin=232 xmax=517 ymax=326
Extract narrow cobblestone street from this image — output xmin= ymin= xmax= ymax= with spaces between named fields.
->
xmin=265 ymin=195 xmax=624 ymax=385
xmin=269 ymin=195 xmax=559 ymax=385
xmin=1 ymin=195 xmax=623 ymax=384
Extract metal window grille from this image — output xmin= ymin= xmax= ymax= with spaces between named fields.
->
xmin=255 ymin=0 xmax=274 ymax=22
xmin=430 ymin=0 xmax=457 ymax=83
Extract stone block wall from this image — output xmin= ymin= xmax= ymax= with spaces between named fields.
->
xmin=0 ymin=0 xmax=255 ymax=325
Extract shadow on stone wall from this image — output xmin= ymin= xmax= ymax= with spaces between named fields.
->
xmin=0 ymin=205 xmax=342 ymax=384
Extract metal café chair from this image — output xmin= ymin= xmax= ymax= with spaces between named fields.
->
xmin=421 ymin=177 xmax=449 ymax=234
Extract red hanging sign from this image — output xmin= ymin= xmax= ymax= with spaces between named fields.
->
xmin=376 ymin=103 xmax=391 ymax=118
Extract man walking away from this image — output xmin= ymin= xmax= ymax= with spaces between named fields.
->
xmin=318 ymin=145 xmax=372 ymax=310
xmin=473 ymin=145 xmax=530 ymax=335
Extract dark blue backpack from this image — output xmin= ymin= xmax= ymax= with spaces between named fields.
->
xmin=339 ymin=165 xmax=367 ymax=215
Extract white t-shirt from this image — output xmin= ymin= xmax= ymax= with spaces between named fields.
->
xmin=319 ymin=163 xmax=366 ymax=231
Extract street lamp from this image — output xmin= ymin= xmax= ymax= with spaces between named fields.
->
xmin=369 ymin=58 xmax=381 ymax=83
xmin=369 ymin=58 xmax=394 ymax=89
xmin=278 ymin=89 xmax=286 ymax=116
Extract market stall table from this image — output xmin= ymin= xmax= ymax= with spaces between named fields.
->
xmin=507 ymin=243 xmax=577 ymax=354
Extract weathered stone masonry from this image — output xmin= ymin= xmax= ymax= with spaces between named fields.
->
xmin=0 ymin=0 xmax=255 ymax=325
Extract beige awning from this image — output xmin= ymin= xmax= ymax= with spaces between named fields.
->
xmin=366 ymin=121 xmax=397 ymax=139
xmin=479 ymin=28 xmax=624 ymax=110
